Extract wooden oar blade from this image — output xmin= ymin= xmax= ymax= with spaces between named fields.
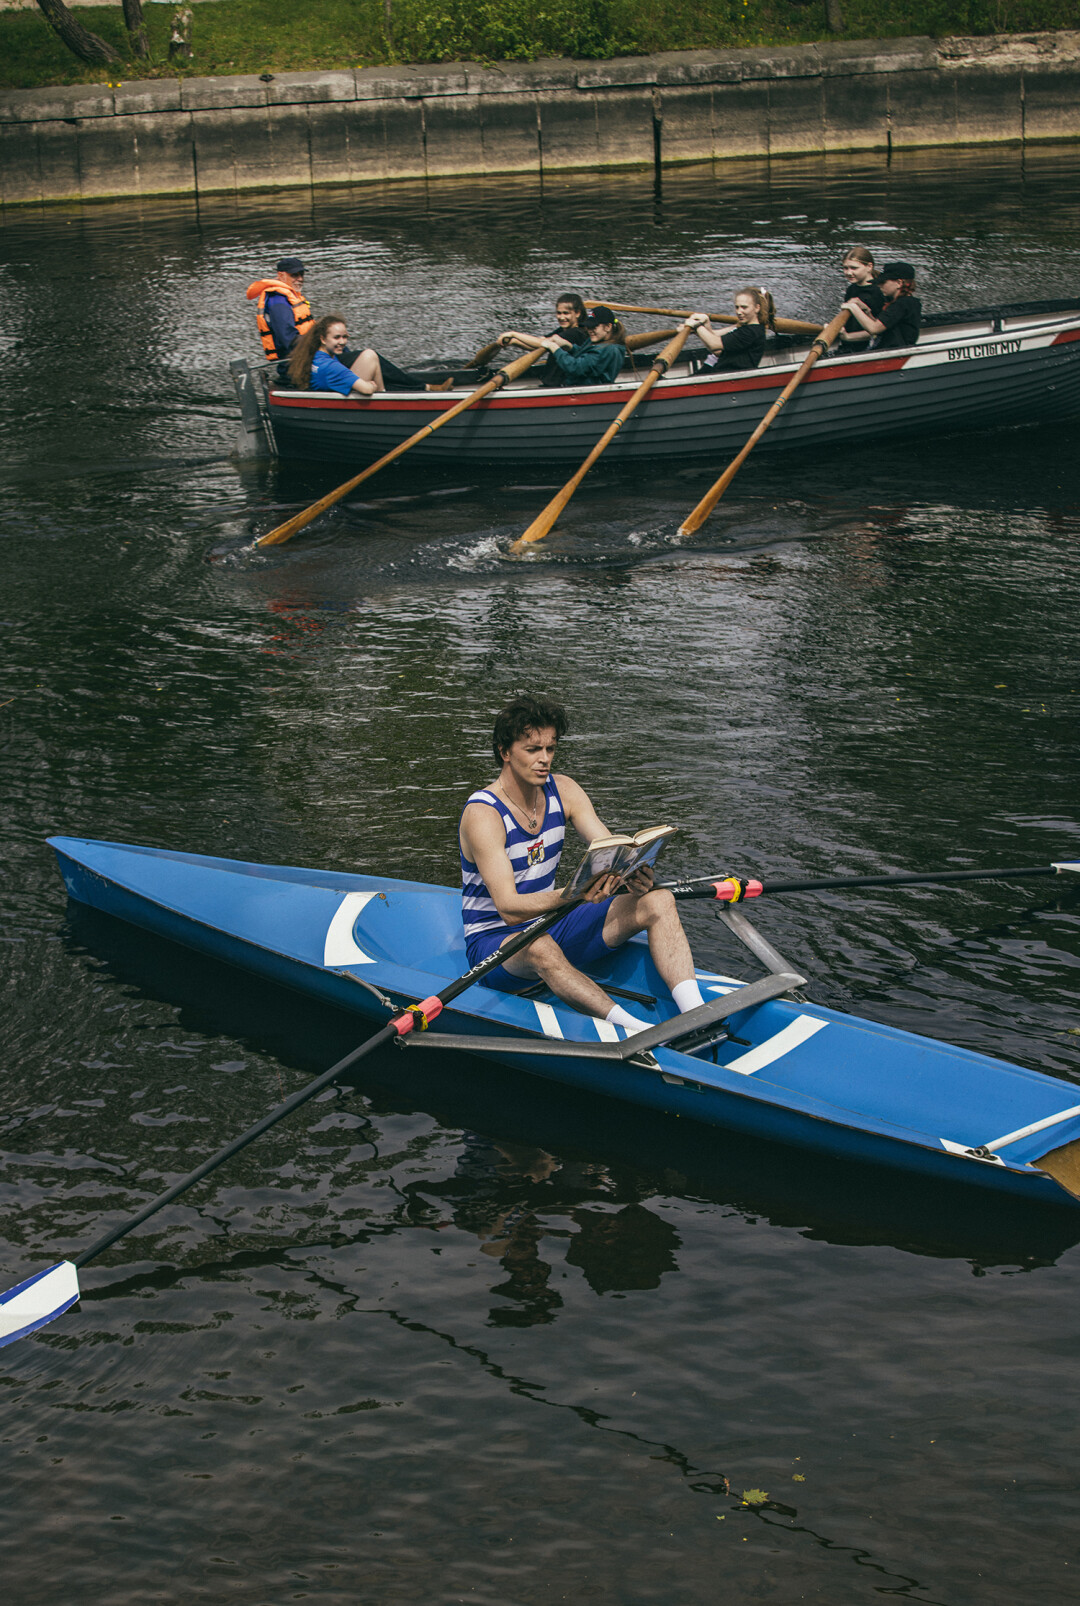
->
xmin=508 ymin=324 xmax=692 ymax=554
xmin=253 ymin=347 xmax=544 ymax=549
xmin=0 ymin=1260 xmax=80 ymax=1348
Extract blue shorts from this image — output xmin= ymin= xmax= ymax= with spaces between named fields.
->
xmin=466 ymin=898 xmax=616 ymax=993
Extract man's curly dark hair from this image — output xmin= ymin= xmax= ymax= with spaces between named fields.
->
xmin=492 ymin=695 xmax=569 ymax=765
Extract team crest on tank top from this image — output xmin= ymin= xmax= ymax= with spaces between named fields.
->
xmin=527 ymin=839 xmax=545 ymax=866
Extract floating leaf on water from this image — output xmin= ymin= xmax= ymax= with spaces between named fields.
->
xmin=741 ymin=1488 xmax=769 ymax=1505
xmin=792 ymin=1474 xmax=805 ymax=1481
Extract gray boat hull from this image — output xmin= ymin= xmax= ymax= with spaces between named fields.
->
xmin=261 ymin=309 xmax=1080 ymax=466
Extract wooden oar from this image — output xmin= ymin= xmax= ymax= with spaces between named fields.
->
xmin=0 ymin=886 xmax=601 ymax=1351
xmin=586 ymin=299 xmax=823 ymax=338
xmin=467 ymin=338 xmax=503 ymax=367
xmin=677 ymin=306 xmax=850 ymax=538
xmin=253 ymin=346 xmax=546 ymax=549
xmin=508 ymin=325 xmax=694 ymax=553
xmin=663 ymin=860 xmax=1080 ymax=901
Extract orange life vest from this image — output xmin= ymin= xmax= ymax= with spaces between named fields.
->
xmin=246 ymin=278 xmax=314 ymax=360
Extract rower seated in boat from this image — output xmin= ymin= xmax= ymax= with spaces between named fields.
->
xmin=498 ymin=293 xmax=591 ymax=387
xmin=842 ymin=261 xmax=922 ymax=351
xmin=459 ymin=695 xmax=708 ymax=1033
xmin=837 ymin=246 xmax=885 ymax=349
xmin=530 ymin=307 xmax=629 ymax=387
xmin=284 ymin=315 xmax=484 ymax=396
xmin=683 ymin=286 xmax=776 ymax=373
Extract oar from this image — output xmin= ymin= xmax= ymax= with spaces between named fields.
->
xmin=662 ymin=861 xmax=1080 ymax=902
xmin=0 ymin=888 xmax=607 ymax=1351
xmin=467 ymin=338 xmax=503 ymax=367
xmin=586 ymin=299 xmax=823 ymax=338
xmin=508 ymin=324 xmax=693 ymax=553
xmin=676 ymin=306 xmax=849 ymax=538
xmin=253 ymin=345 xmax=546 ymax=549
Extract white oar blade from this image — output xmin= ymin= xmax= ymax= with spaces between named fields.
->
xmin=0 ymin=1261 xmax=80 ymax=1348
xmin=1053 ymin=861 xmax=1080 ymax=875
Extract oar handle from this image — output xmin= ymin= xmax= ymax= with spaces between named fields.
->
xmin=586 ymin=300 xmax=823 ymax=338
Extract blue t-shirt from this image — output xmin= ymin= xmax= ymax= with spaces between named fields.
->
xmin=551 ymin=341 xmax=627 ymax=385
xmin=310 ymin=348 xmax=360 ymax=397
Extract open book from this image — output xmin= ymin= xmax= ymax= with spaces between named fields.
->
xmin=563 ymin=825 xmax=678 ymax=900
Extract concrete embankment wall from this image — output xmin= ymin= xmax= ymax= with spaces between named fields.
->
xmin=2 ymin=30 xmax=1079 ymax=206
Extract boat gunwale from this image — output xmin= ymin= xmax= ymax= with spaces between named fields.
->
xmin=264 ymin=308 xmax=1080 ymax=417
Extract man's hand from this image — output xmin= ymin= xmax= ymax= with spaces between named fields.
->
xmin=623 ymin=864 xmax=655 ymax=897
xmin=578 ymin=872 xmax=622 ymax=903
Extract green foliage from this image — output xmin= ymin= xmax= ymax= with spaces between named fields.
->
xmin=0 ymin=0 xmax=1075 ymax=90
xmin=740 ymin=1487 xmax=770 ymax=1504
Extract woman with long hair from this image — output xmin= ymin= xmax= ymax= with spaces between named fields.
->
xmin=498 ymin=294 xmax=591 ymax=387
xmin=287 ymin=315 xmax=378 ymax=397
xmin=837 ymin=246 xmax=885 ymax=347
xmin=683 ymin=286 xmax=776 ymax=373
xmin=841 ymin=261 xmax=922 ymax=351
xmin=534 ymin=306 xmax=628 ymax=386
xmin=286 ymin=316 xmax=482 ymax=396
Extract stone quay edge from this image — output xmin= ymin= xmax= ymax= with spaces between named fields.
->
xmin=0 ymin=30 xmax=1078 ymax=205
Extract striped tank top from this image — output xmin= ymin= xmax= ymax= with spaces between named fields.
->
xmin=460 ymin=775 xmax=566 ymax=943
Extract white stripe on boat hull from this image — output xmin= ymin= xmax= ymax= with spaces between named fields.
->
xmin=324 ymin=892 xmax=378 ymax=966
xmin=724 ymin=1015 xmax=828 ymax=1076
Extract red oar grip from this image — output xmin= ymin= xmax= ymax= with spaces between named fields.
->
xmin=393 ymin=996 xmax=445 ymax=1035
xmin=711 ymin=877 xmax=763 ymax=902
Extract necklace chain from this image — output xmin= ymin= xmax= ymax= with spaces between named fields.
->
xmin=499 ymin=777 xmax=541 ymax=831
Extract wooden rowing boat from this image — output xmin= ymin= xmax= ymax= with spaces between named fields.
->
xmin=235 ymin=299 xmax=1080 ymax=465
xmin=49 ymin=836 xmax=1080 ymax=1213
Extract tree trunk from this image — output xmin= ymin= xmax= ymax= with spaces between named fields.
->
xmin=122 ymin=0 xmax=149 ymax=59
xmin=825 ymin=0 xmax=844 ymax=32
xmin=35 ymin=0 xmax=120 ymax=65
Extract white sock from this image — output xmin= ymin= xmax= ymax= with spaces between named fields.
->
xmin=605 ymin=1003 xmax=652 ymax=1034
xmin=671 ymin=979 xmax=705 ymax=1014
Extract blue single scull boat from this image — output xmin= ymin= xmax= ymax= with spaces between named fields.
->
xmin=48 ymin=836 xmax=1080 ymax=1213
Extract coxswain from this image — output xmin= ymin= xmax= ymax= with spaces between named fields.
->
xmin=498 ymin=294 xmax=591 ymax=387
xmin=246 ymin=257 xmax=314 ymax=364
xmin=458 ymin=694 xmax=708 ymax=1033
xmin=533 ymin=306 xmax=628 ymax=386
xmin=841 ymin=261 xmax=922 ymax=350
xmin=837 ymin=247 xmax=885 ymax=347
xmin=683 ymin=286 xmax=776 ymax=373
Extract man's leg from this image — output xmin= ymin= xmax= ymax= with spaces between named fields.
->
xmin=601 ymin=888 xmax=703 ymax=1009
xmin=498 ymin=933 xmax=617 ymax=1020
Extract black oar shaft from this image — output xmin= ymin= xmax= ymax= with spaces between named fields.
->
xmin=75 ymin=1023 xmax=398 ymax=1268
xmin=762 ymin=865 xmax=1059 ymax=895
xmin=73 ymin=890 xmax=584 ymax=1271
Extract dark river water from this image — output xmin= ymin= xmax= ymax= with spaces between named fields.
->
xmin=2 ymin=144 xmax=1080 ymax=1605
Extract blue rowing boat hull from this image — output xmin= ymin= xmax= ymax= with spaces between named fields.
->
xmin=48 ymin=837 xmax=1080 ymax=1212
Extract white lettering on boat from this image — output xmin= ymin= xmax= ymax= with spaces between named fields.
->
xmin=947 ymin=339 xmax=1021 ymax=361
xmin=723 ymin=1015 xmax=827 ymax=1076
xmin=324 ymin=891 xmax=378 ymax=966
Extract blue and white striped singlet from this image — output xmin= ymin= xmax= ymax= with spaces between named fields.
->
xmin=460 ymin=775 xmax=566 ymax=943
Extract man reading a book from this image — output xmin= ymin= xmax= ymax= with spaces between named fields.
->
xmin=459 ymin=695 xmax=707 ymax=1033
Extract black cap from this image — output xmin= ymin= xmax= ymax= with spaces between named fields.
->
xmin=276 ymin=256 xmax=305 ymax=276
xmin=585 ymin=305 xmax=615 ymax=327
xmin=879 ymin=261 xmax=915 ymax=282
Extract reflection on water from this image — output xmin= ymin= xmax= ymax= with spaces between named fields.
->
xmin=1 ymin=145 xmax=1079 ymax=1606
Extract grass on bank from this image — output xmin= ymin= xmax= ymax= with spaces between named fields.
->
xmin=0 ymin=0 xmax=1075 ymax=92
